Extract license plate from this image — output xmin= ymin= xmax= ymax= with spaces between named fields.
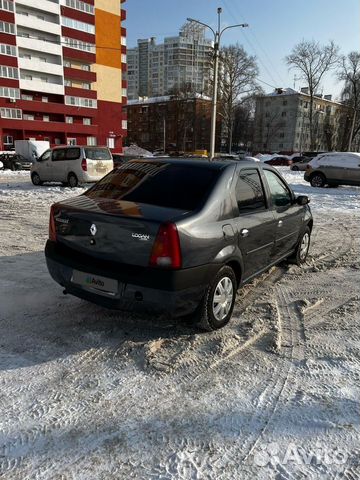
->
xmin=71 ymin=270 xmax=118 ymax=294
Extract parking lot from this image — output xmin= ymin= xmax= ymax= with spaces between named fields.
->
xmin=1 ymin=169 xmax=360 ymax=479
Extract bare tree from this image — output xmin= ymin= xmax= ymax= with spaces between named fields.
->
xmin=217 ymin=44 xmax=259 ymax=153
xmin=338 ymin=51 xmax=360 ymax=150
xmin=286 ymin=40 xmax=339 ymax=150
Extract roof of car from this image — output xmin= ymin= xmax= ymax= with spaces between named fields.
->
xmin=126 ymin=157 xmax=264 ymax=170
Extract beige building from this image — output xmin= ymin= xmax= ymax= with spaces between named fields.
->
xmin=253 ymin=88 xmax=351 ymax=153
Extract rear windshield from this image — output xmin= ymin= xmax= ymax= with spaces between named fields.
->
xmin=84 ymin=148 xmax=112 ymax=160
xmin=85 ymin=161 xmax=220 ymax=210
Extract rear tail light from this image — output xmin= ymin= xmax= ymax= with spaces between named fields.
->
xmin=81 ymin=158 xmax=87 ymax=171
xmin=149 ymin=223 xmax=182 ymax=269
xmin=49 ymin=205 xmax=57 ymax=242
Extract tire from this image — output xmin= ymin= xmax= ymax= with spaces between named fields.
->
xmin=290 ymin=227 xmax=311 ymax=266
xmin=10 ymin=163 xmax=16 ymax=172
xmin=310 ymin=172 xmax=326 ymax=188
xmin=31 ymin=172 xmax=42 ymax=186
xmin=68 ymin=173 xmax=78 ymax=188
xmin=196 ymin=266 xmax=237 ymax=331
xmin=292 ymin=166 xmax=299 ymax=171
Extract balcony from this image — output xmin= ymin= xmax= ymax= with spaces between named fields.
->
xmin=17 ymin=37 xmax=63 ymax=57
xmin=18 ymin=58 xmax=63 ymax=77
xmin=63 ymin=66 xmax=96 ymax=83
xmin=15 ymin=0 xmax=60 ymax=15
xmin=19 ymin=79 xmax=64 ymax=95
xmin=15 ymin=14 xmax=61 ymax=37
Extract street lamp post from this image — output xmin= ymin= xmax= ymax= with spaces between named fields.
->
xmin=187 ymin=9 xmax=248 ymax=160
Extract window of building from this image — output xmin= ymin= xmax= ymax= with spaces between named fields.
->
xmin=61 ymin=17 xmax=95 ymax=34
xmin=23 ymin=74 xmax=32 ymax=81
xmin=0 ymin=21 xmax=15 ymax=34
xmin=0 ymin=0 xmax=14 ymax=12
xmin=81 ymin=64 xmax=91 ymax=71
xmin=42 ymin=96 xmax=48 ymax=103
xmin=67 ymin=138 xmax=77 ymax=145
xmin=281 ymin=111 xmax=286 ymax=117
xmin=83 ymin=117 xmax=91 ymax=125
xmin=279 ymin=132 xmax=285 ymax=138
xmin=304 ymin=102 xmax=308 ymax=109
xmin=106 ymin=137 xmax=115 ymax=149
xmin=4 ymin=135 xmax=13 ymax=144
xmin=0 ymin=43 xmax=16 ymax=56
xmin=122 ymin=88 xmax=127 ymax=97
xmin=62 ymin=37 xmax=95 ymax=53
xmin=40 ymin=76 xmax=48 ymax=83
xmin=63 ymin=60 xmax=71 ymax=67
xmin=0 ymin=108 xmax=22 ymax=119
xmin=265 ymin=112 xmax=270 ymax=117
xmin=0 ymin=65 xmax=18 ymax=79
xmin=279 ymin=143 xmax=284 ymax=148
xmin=55 ymin=138 xmax=61 ymax=145
xmin=122 ymin=120 xmax=127 ymax=130
xmin=82 ymin=83 xmax=91 ymax=90
xmin=121 ymin=54 xmax=127 ymax=64
xmin=0 ymin=87 xmax=20 ymax=99
xmin=87 ymin=136 xmax=97 ymax=146
xmin=65 ymin=96 xmax=97 ymax=108
xmin=64 ymin=79 xmax=72 ymax=87
xmin=43 ymin=115 xmax=49 ymax=122
xmin=65 ymin=0 xmax=94 ymax=14
xmin=65 ymin=116 xmax=73 ymax=124
xmin=23 ymin=114 xmax=34 ymax=120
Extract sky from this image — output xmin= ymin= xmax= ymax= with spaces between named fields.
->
xmin=126 ymin=0 xmax=360 ymax=100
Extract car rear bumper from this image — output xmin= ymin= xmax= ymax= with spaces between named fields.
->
xmin=45 ymin=240 xmax=216 ymax=317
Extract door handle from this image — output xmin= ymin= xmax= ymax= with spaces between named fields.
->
xmin=278 ymin=220 xmax=283 ymax=227
xmin=240 ymin=228 xmax=249 ymax=237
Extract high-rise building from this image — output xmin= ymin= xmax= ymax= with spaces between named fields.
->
xmin=0 ymin=0 xmax=127 ymax=152
xmin=127 ymin=21 xmax=212 ymax=100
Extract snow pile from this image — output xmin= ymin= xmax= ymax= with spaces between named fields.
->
xmin=123 ymin=144 xmax=153 ymax=157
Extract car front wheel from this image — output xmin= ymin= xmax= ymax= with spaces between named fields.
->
xmin=197 ymin=266 xmax=237 ymax=331
xmin=291 ymin=227 xmax=311 ymax=265
xmin=310 ymin=172 xmax=326 ymax=188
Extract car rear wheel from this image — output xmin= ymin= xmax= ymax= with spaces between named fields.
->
xmin=310 ymin=172 xmax=326 ymax=188
xmin=31 ymin=172 xmax=42 ymax=186
xmin=196 ymin=266 xmax=237 ymax=331
xmin=292 ymin=166 xmax=299 ymax=171
xmin=68 ymin=173 xmax=78 ymax=188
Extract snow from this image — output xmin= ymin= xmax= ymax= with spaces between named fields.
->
xmin=0 ymin=170 xmax=360 ymax=479
xmin=123 ymin=144 xmax=153 ymax=157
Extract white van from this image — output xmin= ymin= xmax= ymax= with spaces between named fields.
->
xmin=30 ymin=146 xmax=114 ymax=187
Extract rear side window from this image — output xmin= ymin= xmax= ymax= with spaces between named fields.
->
xmin=84 ymin=148 xmax=112 ymax=160
xmin=86 ymin=161 xmax=220 ymax=210
xmin=66 ymin=148 xmax=80 ymax=160
xmin=235 ymin=169 xmax=266 ymax=214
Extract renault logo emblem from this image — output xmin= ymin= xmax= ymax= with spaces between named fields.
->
xmin=90 ymin=224 xmax=97 ymax=236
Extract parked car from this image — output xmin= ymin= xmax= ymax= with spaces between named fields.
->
xmin=304 ymin=152 xmax=360 ymax=187
xmin=291 ymin=158 xmax=311 ymax=171
xmin=264 ymin=156 xmax=293 ymax=166
xmin=45 ymin=159 xmax=312 ymax=331
xmin=30 ymin=146 xmax=114 ymax=187
xmin=0 ymin=153 xmax=33 ymax=170
xmin=0 ymin=160 xmax=3 ymax=170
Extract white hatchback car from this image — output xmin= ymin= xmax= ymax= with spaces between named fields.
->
xmin=30 ymin=146 xmax=114 ymax=187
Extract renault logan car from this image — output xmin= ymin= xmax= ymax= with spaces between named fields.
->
xmin=45 ymin=159 xmax=312 ymax=330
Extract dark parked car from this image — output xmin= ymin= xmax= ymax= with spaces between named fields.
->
xmin=265 ymin=156 xmax=293 ymax=166
xmin=45 ymin=159 xmax=312 ymax=330
xmin=0 ymin=153 xmax=33 ymax=170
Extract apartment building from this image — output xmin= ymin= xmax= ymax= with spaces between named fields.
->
xmin=127 ymin=21 xmax=212 ymax=100
xmin=0 ymin=0 xmax=127 ymax=152
xmin=253 ymin=88 xmax=350 ymax=153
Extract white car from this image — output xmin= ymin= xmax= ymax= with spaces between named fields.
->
xmin=30 ymin=146 xmax=114 ymax=187
xmin=304 ymin=152 xmax=360 ymax=187
xmin=0 ymin=160 xmax=3 ymax=170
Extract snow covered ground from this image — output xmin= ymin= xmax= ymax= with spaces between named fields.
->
xmin=0 ymin=168 xmax=359 ymax=479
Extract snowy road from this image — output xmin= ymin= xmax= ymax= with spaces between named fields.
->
xmin=0 ymin=169 xmax=360 ymax=479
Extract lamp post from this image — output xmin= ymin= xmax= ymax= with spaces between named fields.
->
xmin=187 ymin=9 xmax=248 ymax=160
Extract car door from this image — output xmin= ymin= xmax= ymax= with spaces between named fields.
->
xmin=37 ymin=149 xmax=52 ymax=180
xmin=341 ymin=155 xmax=360 ymax=186
xmin=51 ymin=148 xmax=67 ymax=181
xmin=262 ymin=168 xmax=303 ymax=261
xmin=231 ymin=167 xmax=277 ymax=281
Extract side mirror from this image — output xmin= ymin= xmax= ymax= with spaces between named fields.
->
xmin=297 ymin=195 xmax=310 ymax=205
